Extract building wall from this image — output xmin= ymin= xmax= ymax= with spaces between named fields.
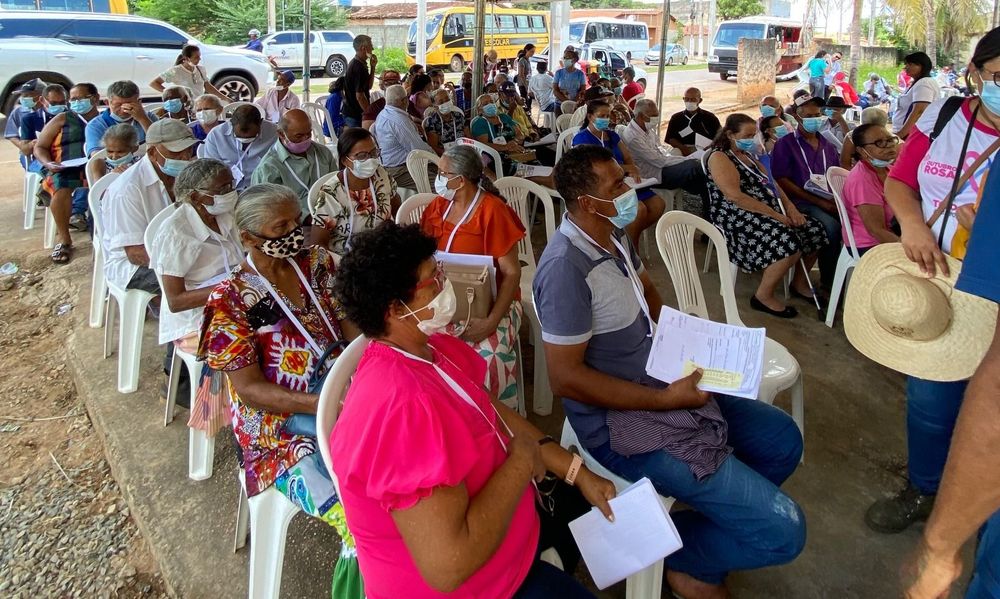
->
xmin=347 ymin=18 xmax=410 ymax=49
xmin=821 ymin=44 xmax=901 ymax=67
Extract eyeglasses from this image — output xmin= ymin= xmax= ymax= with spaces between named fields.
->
xmin=414 ymin=261 xmax=445 ymax=292
xmin=350 ymin=148 xmax=381 ymax=161
xmin=197 ymin=183 xmax=235 ymax=195
xmin=861 ymin=136 xmax=900 ymax=149
xmin=980 ymin=68 xmax=1000 ymax=87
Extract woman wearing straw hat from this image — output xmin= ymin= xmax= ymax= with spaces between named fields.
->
xmin=864 ymin=27 xmax=1000 ymax=534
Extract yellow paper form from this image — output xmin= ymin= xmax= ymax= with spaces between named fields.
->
xmin=682 ymin=360 xmax=744 ymax=390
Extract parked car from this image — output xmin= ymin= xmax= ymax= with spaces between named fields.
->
xmin=0 ymin=11 xmax=271 ymax=116
xmin=258 ymin=30 xmax=355 ymax=77
xmin=532 ymin=44 xmax=648 ymax=88
xmin=645 ymin=43 xmax=688 ymax=66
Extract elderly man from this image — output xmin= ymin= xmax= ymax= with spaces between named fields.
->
xmin=5 ymin=79 xmax=48 ymax=171
xmin=102 ymin=119 xmax=196 ymax=294
xmin=621 ymin=99 xmax=709 ymax=195
xmin=534 ymin=144 xmax=806 ymax=599
xmin=250 ymin=109 xmax=336 ymax=210
xmin=85 ymin=80 xmax=157 ymax=156
xmin=190 ymin=93 xmax=225 ymax=140
xmin=373 ymin=84 xmax=434 ymax=189
xmin=665 ymin=87 xmax=720 ymax=156
xmin=156 ymin=85 xmax=193 ymax=122
xmin=344 ymin=34 xmax=377 ymax=128
xmin=362 ymin=69 xmax=401 ymax=128
xmin=760 ymin=95 xmax=797 ymax=128
xmin=202 ymin=104 xmax=277 ymax=191
xmin=255 ymin=70 xmax=300 ymax=124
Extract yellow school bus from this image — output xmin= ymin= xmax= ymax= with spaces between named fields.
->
xmin=406 ymin=6 xmax=549 ymax=72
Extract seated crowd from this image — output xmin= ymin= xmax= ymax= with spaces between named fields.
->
xmin=18 ymin=31 xmax=1000 ymax=599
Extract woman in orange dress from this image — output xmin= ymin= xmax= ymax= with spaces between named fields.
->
xmin=419 ymin=145 xmax=527 ymax=412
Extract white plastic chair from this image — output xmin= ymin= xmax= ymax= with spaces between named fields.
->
xmin=554 ymin=126 xmax=580 ymax=163
xmin=317 ymin=336 xmax=371 ymax=484
xmin=86 ymin=172 xmax=120 ymax=328
xmin=306 ymin=171 xmax=341 ymax=220
xmin=560 ymin=419 xmax=674 ymax=598
xmin=560 ymin=100 xmax=577 ymax=115
xmin=495 ymin=177 xmax=556 ymax=416
xmin=655 ymin=211 xmax=806 ymax=458
xmin=456 ymin=137 xmax=502 ymax=177
xmin=406 ymin=150 xmax=440 ymax=195
xmin=615 ymin=124 xmax=628 ymax=137
xmin=539 ymin=111 xmax=555 ymax=131
xmin=394 ymin=193 xmax=437 ymax=225
xmin=302 ymin=102 xmax=333 ymax=143
xmin=22 ymin=170 xmax=41 ymax=228
xmin=85 ymin=150 xmax=108 ymax=187
xmin=233 ymin=469 xmax=303 ymax=599
xmin=627 ymin=93 xmax=646 ymax=110
xmin=825 ymin=166 xmax=859 ymax=328
xmin=554 ymin=113 xmax=574 ymax=133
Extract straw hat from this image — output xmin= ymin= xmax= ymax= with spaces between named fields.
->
xmin=844 ymin=243 xmax=998 ymax=381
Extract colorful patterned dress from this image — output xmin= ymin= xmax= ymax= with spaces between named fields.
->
xmin=312 ymin=167 xmax=396 ymax=255
xmin=42 ymin=113 xmax=88 ymax=196
xmin=198 ymin=245 xmax=363 ymax=599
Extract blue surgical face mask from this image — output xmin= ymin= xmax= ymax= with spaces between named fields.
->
xmin=70 ymin=98 xmax=93 ymax=113
xmin=735 ymin=138 xmax=757 ymax=152
xmin=156 ymin=148 xmax=190 ymax=177
xmin=482 ymin=103 xmax=498 ymax=117
xmin=760 ymin=104 xmax=777 ymax=118
xmin=592 ymin=188 xmax=638 ymax=229
xmin=869 ymin=157 xmax=894 ymax=168
xmin=594 ymin=117 xmax=611 ymax=131
xmin=163 ymin=98 xmax=184 ymax=114
xmin=109 ymin=111 xmax=131 ymax=123
xmin=106 ymin=152 xmax=134 ymax=168
xmin=19 ymin=97 xmax=37 ymax=110
xmin=46 ymin=104 xmax=67 ymax=116
xmin=801 ymin=116 xmax=826 ymax=133
xmin=613 ymin=86 xmax=623 ymax=96
xmin=822 ymin=108 xmax=835 ymax=118
xmin=773 ymin=125 xmax=790 ymax=138
xmin=979 ymin=78 xmax=1000 ymax=116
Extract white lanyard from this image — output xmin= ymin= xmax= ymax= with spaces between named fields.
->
xmin=283 ymin=150 xmax=321 ymax=192
xmin=566 ymin=217 xmax=654 ymax=336
xmin=234 ymin=141 xmax=254 ymax=170
xmin=246 ymin=254 xmax=339 ymax=355
xmin=795 ymin=136 xmax=826 ymax=177
xmin=733 ymin=153 xmax=768 ymax=184
xmin=442 ymin=187 xmax=483 ymax=253
xmin=207 ymin=224 xmax=242 ymax=276
xmin=340 ymin=170 xmax=376 ymax=249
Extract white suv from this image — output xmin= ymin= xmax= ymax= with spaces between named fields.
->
xmin=0 ymin=11 xmax=272 ymax=116
xmin=258 ymin=30 xmax=355 ymax=77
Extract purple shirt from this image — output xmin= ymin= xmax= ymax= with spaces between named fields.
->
xmin=771 ymin=131 xmax=839 ymax=206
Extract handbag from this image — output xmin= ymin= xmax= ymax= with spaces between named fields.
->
xmin=442 ymin=262 xmax=493 ymax=325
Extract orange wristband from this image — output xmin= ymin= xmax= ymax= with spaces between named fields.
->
xmin=565 ymin=454 xmax=583 ymax=486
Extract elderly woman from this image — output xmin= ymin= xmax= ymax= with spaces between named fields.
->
xmin=149 ymin=158 xmax=243 ymax=430
xmin=151 ymin=45 xmax=228 ymax=100
xmin=191 ymin=93 xmax=225 ymax=141
xmin=423 ymin=88 xmax=468 ymax=155
xmin=331 ymin=222 xmax=615 ymax=599
xmin=840 ymin=124 xmax=900 ymax=255
xmin=86 ymin=123 xmax=141 ymax=184
xmin=313 ymin=127 xmax=400 ymax=254
xmin=706 ymin=114 xmax=828 ymax=318
xmin=198 ymin=183 xmax=364 ymax=598
xmin=420 ymin=145 xmax=525 ymax=409
xmin=470 ymin=93 xmax=525 ymax=177
xmin=839 ymin=106 xmax=888 ymax=169
xmin=155 ymin=85 xmax=194 ymax=123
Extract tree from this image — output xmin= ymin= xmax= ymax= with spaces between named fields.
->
xmin=885 ymin=0 xmax=988 ymax=65
xmin=716 ymin=0 xmax=764 ymax=20
xmin=849 ymin=0 xmax=863 ymax=87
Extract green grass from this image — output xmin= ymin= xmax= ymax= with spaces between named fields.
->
xmin=857 ymin=62 xmax=902 ymax=85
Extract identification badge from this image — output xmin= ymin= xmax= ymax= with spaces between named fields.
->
xmin=808 ymin=173 xmax=829 ymax=192
xmin=679 ymin=126 xmax=694 ymax=138
xmin=230 ymin=164 xmax=244 ymax=185
xmin=492 ymin=136 xmax=508 ymax=145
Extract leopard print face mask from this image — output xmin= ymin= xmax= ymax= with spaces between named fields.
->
xmin=256 ymin=225 xmax=305 ymax=259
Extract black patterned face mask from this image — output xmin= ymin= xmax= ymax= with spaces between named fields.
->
xmin=256 ymin=225 xmax=304 ymax=259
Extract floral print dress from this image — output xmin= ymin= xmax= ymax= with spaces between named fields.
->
xmin=312 ymin=167 xmax=396 ymax=255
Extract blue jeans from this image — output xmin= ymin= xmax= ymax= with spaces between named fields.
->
xmin=513 ymin=560 xmax=594 ymax=598
xmin=968 ymin=509 xmax=1000 ymax=598
xmin=797 ymin=202 xmax=841 ymax=290
xmin=588 ymin=395 xmax=806 ymax=584
xmin=343 ymin=116 xmax=361 ymax=128
xmin=809 ymin=76 xmax=826 ymax=100
xmin=906 ymin=377 xmax=968 ymax=495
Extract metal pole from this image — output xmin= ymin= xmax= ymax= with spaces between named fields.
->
xmin=302 ymin=0 xmax=311 ymax=103
xmin=473 ymin=0 xmax=486 ymax=102
xmin=654 ymin=0 xmax=671 ymax=115
xmin=416 ymin=0 xmax=427 ymax=67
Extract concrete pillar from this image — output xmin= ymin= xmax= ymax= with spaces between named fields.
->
xmin=267 ymin=0 xmax=276 ymax=34
xmin=473 ymin=0 xmax=486 ymax=101
xmin=416 ymin=0 xmax=427 ymax=67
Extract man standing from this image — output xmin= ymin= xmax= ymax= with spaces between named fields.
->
xmin=244 ymin=29 xmax=263 ymax=53
xmin=4 ymin=79 xmax=47 ymax=171
xmin=361 ymin=69 xmax=401 ymax=129
xmin=251 ymin=109 xmax=336 ymax=211
xmin=343 ymin=35 xmax=377 ymax=128
xmin=202 ymin=104 xmax=278 ymax=191
xmin=85 ymin=80 xmax=157 ymax=156
xmin=373 ymin=85 xmax=434 ymax=190
xmin=665 ymin=87 xmax=720 ymax=156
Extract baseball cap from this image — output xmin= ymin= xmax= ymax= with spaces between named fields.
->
xmin=794 ymin=93 xmax=825 ymax=108
xmin=19 ymin=79 xmax=47 ymax=95
xmin=146 ymin=119 xmax=198 ymax=151
xmin=280 ymin=70 xmax=296 ymax=85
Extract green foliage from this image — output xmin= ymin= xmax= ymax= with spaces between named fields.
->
xmin=133 ymin=0 xmax=214 ymax=37
xmin=522 ymin=0 xmax=642 ymax=8
xmin=884 ymin=0 xmax=988 ymax=64
xmin=716 ymin=0 xmax=764 ymax=21
xmin=376 ymin=47 xmax=408 ymax=75
xmin=859 ymin=17 xmax=916 ymax=51
xmin=859 ymin=61 xmax=902 ymax=85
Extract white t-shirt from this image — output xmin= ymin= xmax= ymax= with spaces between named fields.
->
xmin=160 ymin=64 xmax=210 ymax=96
xmin=893 ymin=77 xmax=940 ymax=131
xmin=528 ymin=72 xmax=555 ymax=109
xmin=149 ymin=203 xmax=245 ymax=343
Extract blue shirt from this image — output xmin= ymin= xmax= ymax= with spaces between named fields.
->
xmin=5 ymin=107 xmax=39 ymax=170
xmin=244 ymin=39 xmax=263 ymax=52
xmin=323 ymin=92 xmax=345 ymax=138
xmin=18 ymin=110 xmax=53 ymax=142
xmin=572 ymin=128 xmax=624 ymax=164
xmin=553 ymin=68 xmax=585 ymax=101
xmin=85 ymin=110 xmax=158 ymax=156
xmin=956 ymin=165 xmax=1000 ymax=303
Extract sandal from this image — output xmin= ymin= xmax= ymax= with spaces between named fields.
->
xmin=750 ymin=295 xmax=798 ymax=318
xmin=51 ymin=243 xmax=73 ymax=264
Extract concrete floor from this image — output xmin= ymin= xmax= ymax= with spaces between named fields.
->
xmin=0 ymin=139 xmax=975 ymax=598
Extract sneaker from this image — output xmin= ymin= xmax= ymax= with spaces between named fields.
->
xmin=864 ymin=482 xmax=935 ymax=533
xmin=69 ymin=214 xmax=88 ymax=232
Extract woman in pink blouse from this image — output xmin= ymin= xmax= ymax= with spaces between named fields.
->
xmin=330 ymin=223 xmax=617 ymax=599
xmin=841 ymin=124 xmax=900 ymax=254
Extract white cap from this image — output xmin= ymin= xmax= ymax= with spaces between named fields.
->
xmin=248 ymin=29 xmax=261 ymax=37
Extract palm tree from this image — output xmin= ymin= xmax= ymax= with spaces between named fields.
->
xmin=886 ymin=0 xmax=989 ymax=65
xmin=849 ymin=0 xmax=864 ymax=88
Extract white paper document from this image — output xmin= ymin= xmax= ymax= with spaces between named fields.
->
xmin=525 ymin=133 xmax=556 ymax=147
xmin=568 ymin=477 xmax=683 ymax=590
xmin=626 ymin=176 xmax=660 ymax=190
xmin=435 ymin=251 xmax=497 ymax=298
xmin=694 ymin=133 xmax=713 ymax=149
xmin=56 ymin=157 xmax=89 ymax=168
xmin=645 ymin=305 xmax=765 ymax=400
xmin=513 ymin=164 xmax=552 ymax=178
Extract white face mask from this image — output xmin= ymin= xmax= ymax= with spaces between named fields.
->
xmin=203 ymin=190 xmax=238 ymax=215
xmin=236 ymin=135 xmax=256 ymax=145
xmin=349 ymin=157 xmax=380 ymax=179
xmin=434 ymin=174 xmax=459 ymax=200
xmin=196 ymin=109 xmax=218 ymax=126
xmin=399 ymin=279 xmax=457 ymax=335
xmin=684 ymin=101 xmax=699 ymax=112
xmin=275 ymin=85 xmax=287 ymax=92
xmin=438 ymin=100 xmax=455 ymax=113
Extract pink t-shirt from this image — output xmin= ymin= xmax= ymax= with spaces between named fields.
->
xmin=841 ymin=161 xmax=894 ymax=249
xmin=330 ymin=334 xmax=538 ymax=599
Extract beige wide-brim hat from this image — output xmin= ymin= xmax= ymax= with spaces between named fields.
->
xmin=844 ymin=243 xmax=998 ymax=381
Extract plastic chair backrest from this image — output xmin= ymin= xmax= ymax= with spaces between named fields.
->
xmin=317 ymin=335 xmax=370 ymax=484
xmin=225 ymin=101 xmax=259 ymax=119
xmin=395 ymin=193 xmax=437 ymax=225
xmin=615 ymin=124 xmax=627 ymax=137
xmin=456 ymin=137 xmax=502 ymax=176
xmin=555 ymin=126 xmax=580 ymax=163
xmin=142 ymin=202 xmax=175 ymax=267
xmin=555 ymin=113 xmax=574 ymax=133
xmin=87 ymin=172 xmax=121 ymax=240
xmin=561 ymin=101 xmax=577 ymax=115
xmin=494 ymin=177 xmax=556 ymax=272
xmin=626 ymin=93 xmax=645 ymax=109
xmin=826 ymin=166 xmax=859 ymax=259
xmin=307 ymin=171 xmax=341 ymax=218
xmin=406 ymin=150 xmax=440 ymax=195
xmin=655 ymin=210 xmax=743 ymax=326
xmin=85 ymin=154 xmax=107 ymax=187
xmin=196 ymin=143 xmax=206 ymax=158
xmin=302 ymin=102 xmax=331 ymax=142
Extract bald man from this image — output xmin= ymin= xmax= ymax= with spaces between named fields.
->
xmin=250 ymin=108 xmax=337 ymax=211
xmin=760 ymin=95 xmax=798 ymax=128
xmin=665 ymin=87 xmax=721 ymax=156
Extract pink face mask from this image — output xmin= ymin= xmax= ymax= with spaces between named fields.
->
xmin=282 ymin=137 xmax=312 ymax=154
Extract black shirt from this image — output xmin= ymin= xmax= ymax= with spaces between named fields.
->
xmin=343 ymin=57 xmax=370 ymax=120
xmin=665 ymin=109 xmax=721 ymax=147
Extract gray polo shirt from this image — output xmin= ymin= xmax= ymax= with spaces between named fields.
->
xmin=532 ymin=216 xmax=662 ymax=449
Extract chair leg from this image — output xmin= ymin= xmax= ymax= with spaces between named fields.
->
xmin=164 ymin=349 xmax=181 ymax=426
xmin=23 ymin=176 xmax=38 ymax=231
xmin=529 ymin=312 xmax=553 ymax=416
xmin=234 ymin=484 xmax=250 ymax=553
xmin=825 ymin=252 xmax=854 ymax=328
xmin=247 ymin=491 xmax=298 ymax=599
xmin=702 ymin=242 xmax=714 ymax=273
xmin=625 ymin=558 xmax=664 ymax=599
xmin=103 ymin=296 xmax=116 ymax=359
xmin=791 ymin=373 xmax=805 ymax=464
xmin=43 ymin=208 xmax=56 ymax=250
xmin=89 ymin=251 xmax=107 ymax=329
xmin=189 ymin=429 xmax=216 ymax=481
xmin=117 ymin=293 xmax=151 ymax=394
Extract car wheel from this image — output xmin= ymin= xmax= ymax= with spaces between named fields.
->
xmin=325 ymin=55 xmax=348 ymax=78
xmin=720 ymin=73 xmax=729 ymax=81
xmin=450 ymin=54 xmax=465 ymax=72
xmin=683 ymin=56 xmax=688 ymax=65
xmin=216 ymin=75 xmax=255 ymax=103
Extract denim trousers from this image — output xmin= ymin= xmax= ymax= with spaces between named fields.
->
xmin=809 ymin=76 xmax=826 ymax=100
xmin=968 ymin=508 xmax=1000 ymax=598
xmin=796 ymin=202 xmax=842 ymax=290
xmin=343 ymin=116 xmax=361 ymax=128
xmin=512 ymin=560 xmax=594 ymax=598
xmin=906 ymin=376 xmax=968 ymax=495
xmin=588 ymin=395 xmax=806 ymax=584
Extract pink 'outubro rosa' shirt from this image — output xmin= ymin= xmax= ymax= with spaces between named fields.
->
xmin=330 ymin=333 xmax=538 ymax=599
